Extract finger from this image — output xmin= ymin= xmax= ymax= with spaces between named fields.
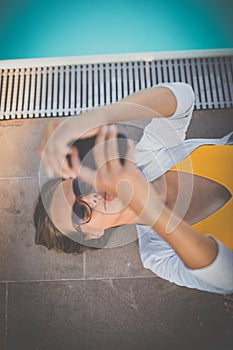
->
xmin=43 ymin=148 xmax=64 ymax=177
xmin=45 ymin=143 xmax=69 ymax=177
xmin=106 ymin=124 xmax=119 ymax=164
xmin=78 ymin=163 xmax=97 ymax=188
xmin=70 ymin=147 xmax=80 ymax=166
xmin=38 ymin=122 xmax=59 ymax=157
xmin=66 ymin=147 xmax=96 ymax=185
xmin=39 ymin=122 xmax=65 ymax=174
xmin=62 ymin=148 xmax=80 ymax=179
xmin=62 ymin=159 xmax=76 ymax=179
xmin=39 ymin=144 xmax=58 ymax=177
xmin=51 ymin=158 xmax=64 ymax=177
xmin=40 ymin=153 xmax=55 ymax=177
xmin=38 ymin=134 xmax=48 ymax=157
xmin=37 ymin=144 xmax=43 ymax=157
xmin=61 ymin=147 xmax=77 ymax=178
xmin=125 ymin=139 xmax=135 ymax=163
xmin=93 ymin=125 xmax=108 ymax=168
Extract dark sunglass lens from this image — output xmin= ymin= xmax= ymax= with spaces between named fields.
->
xmin=72 ymin=201 xmax=92 ymax=225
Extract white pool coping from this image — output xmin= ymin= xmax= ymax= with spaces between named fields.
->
xmin=0 ymin=48 xmax=232 ymax=69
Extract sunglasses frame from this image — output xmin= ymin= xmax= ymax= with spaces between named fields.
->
xmin=71 ymin=180 xmax=93 ymax=229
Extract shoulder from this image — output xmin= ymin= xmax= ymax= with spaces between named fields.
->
xmin=155 ymin=83 xmax=195 ymax=118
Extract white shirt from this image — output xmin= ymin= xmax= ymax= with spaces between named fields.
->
xmin=134 ymin=82 xmax=233 ymax=294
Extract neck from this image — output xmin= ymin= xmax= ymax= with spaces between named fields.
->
xmin=116 ymin=206 xmax=145 ymax=226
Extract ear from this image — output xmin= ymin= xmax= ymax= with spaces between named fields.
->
xmin=84 ymin=230 xmax=105 ymax=241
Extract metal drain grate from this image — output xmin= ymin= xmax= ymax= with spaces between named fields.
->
xmin=0 ymin=56 xmax=232 ymax=120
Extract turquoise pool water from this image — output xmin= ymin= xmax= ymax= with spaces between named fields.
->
xmin=0 ymin=0 xmax=232 ymax=60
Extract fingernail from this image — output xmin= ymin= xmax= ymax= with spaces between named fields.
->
xmin=62 ymin=172 xmax=73 ymax=179
xmin=101 ymin=125 xmax=108 ymax=133
xmin=63 ymin=173 xmax=76 ymax=179
xmin=109 ymin=124 xmax=117 ymax=132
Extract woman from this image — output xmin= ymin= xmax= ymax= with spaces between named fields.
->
xmin=34 ymin=82 xmax=233 ymax=294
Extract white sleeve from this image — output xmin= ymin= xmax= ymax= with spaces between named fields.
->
xmin=135 ymin=82 xmax=195 ymax=158
xmin=188 ymin=236 xmax=233 ymax=292
xmin=138 ymin=227 xmax=233 ymax=294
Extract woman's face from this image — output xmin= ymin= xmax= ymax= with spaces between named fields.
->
xmin=49 ymin=178 xmax=125 ymax=240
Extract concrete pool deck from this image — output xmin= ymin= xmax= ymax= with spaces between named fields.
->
xmin=0 ymin=108 xmax=233 ymax=349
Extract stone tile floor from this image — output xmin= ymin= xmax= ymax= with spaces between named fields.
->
xmin=0 ymin=109 xmax=233 ymax=350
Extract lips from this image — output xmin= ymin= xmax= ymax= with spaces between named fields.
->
xmin=103 ymin=192 xmax=112 ymax=210
xmin=105 ymin=192 xmax=110 ymax=202
xmin=101 ymin=192 xmax=116 ymax=210
xmin=102 ymin=192 xmax=107 ymax=210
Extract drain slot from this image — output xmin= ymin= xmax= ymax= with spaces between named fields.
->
xmin=0 ymin=55 xmax=232 ymax=120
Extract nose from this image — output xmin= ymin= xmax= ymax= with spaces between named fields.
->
xmin=84 ymin=193 xmax=103 ymax=207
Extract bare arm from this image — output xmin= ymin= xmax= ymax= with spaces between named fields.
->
xmin=71 ymin=86 xmax=177 ymax=133
xmin=38 ymin=86 xmax=177 ymax=177
xmin=117 ymin=173 xmax=218 ymax=269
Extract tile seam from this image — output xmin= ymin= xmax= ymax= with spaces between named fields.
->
xmin=83 ymin=252 xmax=86 ymax=279
xmin=0 ymin=275 xmax=156 ymax=284
xmin=4 ymin=282 xmax=8 ymax=350
xmin=0 ymin=176 xmax=51 ymax=181
xmin=0 ymin=177 xmax=37 ymax=181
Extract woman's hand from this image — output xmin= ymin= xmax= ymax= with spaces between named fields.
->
xmin=69 ymin=124 xmax=139 ymax=194
xmin=38 ymin=118 xmax=100 ymax=178
xmin=38 ymin=120 xmax=74 ymax=177
xmin=69 ymin=124 xmax=164 ymax=224
xmin=38 ymin=121 xmax=60 ymax=158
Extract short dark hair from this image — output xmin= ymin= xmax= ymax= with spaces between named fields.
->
xmin=33 ymin=178 xmax=112 ymax=254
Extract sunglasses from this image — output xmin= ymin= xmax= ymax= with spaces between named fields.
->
xmin=71 ymin=178 xmax=94 ymax=229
